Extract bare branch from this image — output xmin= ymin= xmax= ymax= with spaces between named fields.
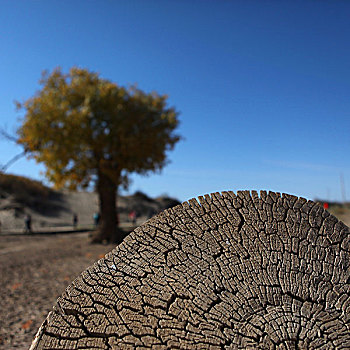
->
xmin=1 ymin=151 xmax=26 ymax=172
xmin=0 ymin=128 xmax=18 ymax=143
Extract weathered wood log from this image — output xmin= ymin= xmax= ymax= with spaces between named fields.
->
xmin=30 ymin=191 xmax=350 ymax=349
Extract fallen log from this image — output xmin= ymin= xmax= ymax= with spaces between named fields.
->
xmin=30 ymin=191 xmax=350 ymax=349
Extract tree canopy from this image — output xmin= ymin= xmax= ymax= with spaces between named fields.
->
xmin=16 ymin=67 xmax=181 ymax=242
xmin=17 ymin=67 xmax=180 ymax=189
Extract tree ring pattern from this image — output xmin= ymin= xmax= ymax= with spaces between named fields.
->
xmin=30 ymin=191 xmax=350 ymax=349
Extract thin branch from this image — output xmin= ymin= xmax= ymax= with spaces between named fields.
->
xmin=0 ymin=128 xmax=18 ymax=143
xmin=1 ymin=151 xmax=26 ymax=172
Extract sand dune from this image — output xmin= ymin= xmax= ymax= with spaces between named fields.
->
xmin=0 ymin=174 xmax=180 ymax=233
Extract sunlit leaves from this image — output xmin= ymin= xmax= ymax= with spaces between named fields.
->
xmin=16 ymin=67 xmax=181 ymax=190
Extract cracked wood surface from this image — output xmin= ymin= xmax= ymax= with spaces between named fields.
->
xmin=30 ymin=191 xmax=350 ymax=349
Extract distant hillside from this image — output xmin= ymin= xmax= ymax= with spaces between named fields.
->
xmin=0 ymin=173 xmax=52 ymax=204
xmin=0 ymin=173 xmax=181 ymax=232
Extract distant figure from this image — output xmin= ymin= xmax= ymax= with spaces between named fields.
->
xmin=73 ymin=213 xmax=78 ymax=228
xmin=93 ymin=212 xmax=100 ymax=228
xmin=128 ymin=210 xmax=137 ymax=225
xmin=323 ymin=202 xmax=329 ymax=210
xmin=148 ymin=208 xmax=157 ymax=219
xmin=24 ymin=214 xmax=32 ymax=234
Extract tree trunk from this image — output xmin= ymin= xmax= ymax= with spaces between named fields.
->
xmin=91 ymin=170 xmax=119 ymax=243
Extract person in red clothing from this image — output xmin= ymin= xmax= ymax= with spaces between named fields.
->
xmin=128 ymin=210 xmax=137 ymax=225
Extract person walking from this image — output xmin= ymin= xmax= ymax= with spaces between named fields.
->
xmin=93 ymin=212 xmax=100 ymax=228
xmin=128 ymin=210 xmax=137 ymax=225
xmin=24 ymin=214 xmax=32 ymax=234
xmin=73 ymin=213 xmax=78 ymax=228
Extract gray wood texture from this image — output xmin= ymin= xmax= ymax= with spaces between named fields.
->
xmin=30 ymin=191 xmax=350 ymax=349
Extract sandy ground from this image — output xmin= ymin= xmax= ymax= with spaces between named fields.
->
xmin=0 ymin=231 xmax=116 ymax=349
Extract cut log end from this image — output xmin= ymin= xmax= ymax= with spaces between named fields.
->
xmin=30 ymin=191 xmax=350 ymax=349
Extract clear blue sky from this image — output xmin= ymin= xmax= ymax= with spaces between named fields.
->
xmin=1 ymin=0 xmax=349 ymax=202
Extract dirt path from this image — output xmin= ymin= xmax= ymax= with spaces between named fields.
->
xmin=0 ymin=232 xmax=115 ymax=349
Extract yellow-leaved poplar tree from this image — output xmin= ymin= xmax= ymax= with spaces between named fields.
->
xmin=17 ymin=67 xmax=181 ymax=243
